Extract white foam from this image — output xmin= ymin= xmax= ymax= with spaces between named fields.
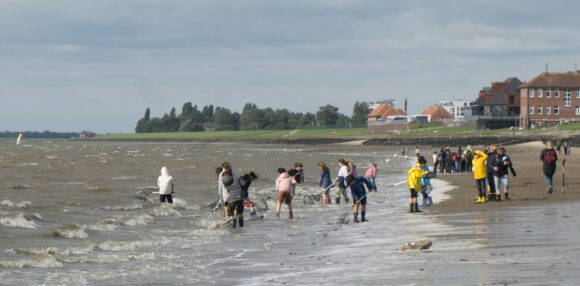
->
xmin=150 ymin=207 xmax=182 ymax=217
xmin=429 ymin=179 xmax=455 ymax=204
xmin=15 ymin=243 xmax=97 ymax=256
xmin=97 ymin=238 xmax=170 ymax=252
xmin=0 ymin=213 xmax=39 ymax=229
xmin=102 ymin=204 xmax=143 ymax=211
xmin=51 ymin=224 xmax=88 ymax=239
xmin=85 ymin=223 xmax=119 ymax=232
xmin=0 ymin=200 xmax=32 ymax=209
xmin=60 ymin=252 xmax=156 ymax=265
xmin=102 ymin=213 xmax=154 ymax=227
xmin=0 ymin=255 xmax=63 ymax=268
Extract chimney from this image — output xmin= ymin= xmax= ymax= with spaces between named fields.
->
xmin=404 ymin=99 xmax=408 ymax=115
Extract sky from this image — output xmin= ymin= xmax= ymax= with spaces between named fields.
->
xmin=2 ymin=0 xmax=580 ymax=133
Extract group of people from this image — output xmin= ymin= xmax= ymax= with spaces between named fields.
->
xmin=432 ymin=145 xmax=474 ymax=174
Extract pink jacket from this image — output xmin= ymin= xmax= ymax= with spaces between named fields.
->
xmin=276 ymin=172 xmax=296 ymax=193
xmin=364 ymin=164 xmax=377 ymax=177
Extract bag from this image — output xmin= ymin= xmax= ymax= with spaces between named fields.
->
xmin=545 ymin=149 xmax=557 ymax=165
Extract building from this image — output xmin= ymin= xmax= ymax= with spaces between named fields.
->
xmin=419 ymin=105 xmax=454 ymax=123
xmin=520 ymin=71 xmax=580 ymax=128
xmin=367 ymin=103 xmax=407 ymax=132
xmin=439 ymin=100 xmax=469 ymax=120
xmin=467 ymin=77 xmax=522 ymax=129
xmin=367 ymin=99 xmax=396 ymax=110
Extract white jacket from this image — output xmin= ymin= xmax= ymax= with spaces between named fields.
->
xmin=157 ymin=167 xmax=174 ymax=195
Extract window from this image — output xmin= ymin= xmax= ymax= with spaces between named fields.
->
xmin=555 ymin=105 xmax=560 ymax=115
xmin=565 ymin=89 xmax=571 ymax=99
xmin=537 ymin=88 xmax=543 ymax=98
xmin=576 ymin=106 xmax=580 ymax=116
xmin=576 ymin=89 xmax=580 ymax=98
xmin=537 ymin=105 xmax=543 ymax=114
xmin=565 ymin=92 xmax=572 ymax=107
xmin=546 ymin=88 xmax=551 ymax=98
xmin=546 ymin=106 xmax=551 ymax=115
xmin=529 ymin=105 xmax=534 ymax=114
xmin=554 ymin=88 xmax=560 ymax=98
xmin=529 ymin=88 xmax=535 ymax=98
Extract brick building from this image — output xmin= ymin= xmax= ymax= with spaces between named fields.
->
xmin=367 ymin=103 xmax=407 ymax=132
xmin=520 ymin=71 xmax=580 ymax=128
xmin=468 ymin=77 xmax=522 ymax=129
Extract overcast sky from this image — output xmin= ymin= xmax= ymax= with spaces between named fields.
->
xmin=2 ymin=0 xmax=580 ymax=133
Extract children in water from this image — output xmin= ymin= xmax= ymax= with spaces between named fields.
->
xmin=407 ymin=160 xmax=429 ymax=213
xmin=317 ymin=161 xmax=333 ymax=206
xmin=364 ymin=162 xmax=377 ymax=192
xmin=275 ymin=168 xmax=297 ymax=219
xmin=157 ymin=166 xmax=174 ymax=206
xmin=345 ymin=174 xmax=373 ymax=223
xmin=335 ymin=159 xmax=350 ymax=204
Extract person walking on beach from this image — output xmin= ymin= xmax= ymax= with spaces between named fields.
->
xmin=157 ymin=166 xmax=174 ymax=206
xmin=418 ymin=156 xmax=433 ymax=207
xmin=540 ymin=141 xmax=558 ymax=194
xmin=472 ymin=150 xmax=488 ymax=203
xmin=317 ymin=161 xmax=333 ymax=206
xmin=275 ymin=168 xmax=297 ymax=219
xmin=335 ymin=159 xmax=350 ymax=204
xmin=364 ymin=162 xmax=378 ymax=192
xmin=407 ymin=160 xmax=429 ymax=213
xmin=345 ymin=175 xmax=372 ymax=222
xmin=492 ymin=147 xmax=515 ymax=201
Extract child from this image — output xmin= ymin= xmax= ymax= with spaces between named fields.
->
xmin=407 ymin=161 xmax=429 ymax=213
xmin=345 ymin=175 xmax=373 ymax=223
xmin=317 ymin=161 xmax=333 ymax=206
xmin=221 ymin=172 xmax=245 ymax=228
xmin=418 ymin=156 xmax=433 ymax=207
xmin=275 ymin=168 xmax=297 ymax=219
xmin=335 ymin=159 xmax=350 ymax=204
xmin=472 ymin=150 xmax=488 ymax=203
xmin=364 ymin=162 xmax=378 ymax=192
xmin=157 ymin=166 xmax=174 ymax=206
xmin=240 ymin=171 xmax=259 ymax=218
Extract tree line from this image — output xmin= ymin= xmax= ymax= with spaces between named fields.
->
xmin=135 ymin=102 xmax=371 ymax=133
xmin=0 ymin=130 xmax=93 ymax=139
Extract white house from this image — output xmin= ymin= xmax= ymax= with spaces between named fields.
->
xmin=439 ymin=100 xmax=470 ymax=120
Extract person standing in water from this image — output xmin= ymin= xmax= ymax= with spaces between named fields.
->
xmin=240 ymin=171 xmax=259 ymax=218
xmin=407 ymin=161 xmax=429 ymax=213
xmin=364 ymin=162 xmax=378 ymax=192
xmin=217 ymin=162 xmax=234 ymax=216
xmin=275 ymin=168 xmax=297 ymax=219
xmin=345 ymin=174 xmax=372 ymax=223
xmin=335 ymin=159 xmax=350 ymax=205
xmin=221 ymin=171 xmax=245 ymax=228
xmin=317 ymin=161 xmax=333 ymax=206
xmin=157 ymin=166 xmax=174 ymax=206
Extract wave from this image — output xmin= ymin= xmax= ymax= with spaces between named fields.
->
xmin=0 ymin=200 xmax=31 ymax=208
xmin=0 ymin=255 xmax=63 ymax=268
xmin=51 ymin=224 xmax=88 ymax=239
xmin=149 ymin=207 xmax=182 ymax=218
xmin=59 ymin=252 xmax=156 ymax=264
xmin=102 ymin=204 xmax=143 ymax=211
xmin=97 ymin=237 xmax=170 ymax=251
xmin=15 ymin=243 xmax=97 ymax=256
xmin=0 ymin=213 xmax=39 ymax=229
xmin=102 ymin=213 xmax=154 ymax=227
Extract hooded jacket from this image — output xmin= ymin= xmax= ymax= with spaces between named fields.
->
xmin=364 ymin=163 xmax=377 ymax=177
xmin=222 ymin=175 xmax=243 ymax=203
xmin=157 ymin=167 xmax=174 ymax=195
xmin=472 ymin=150 xmax=488 ymax=180
xmin=407 ymin=164 xmax=429 ymax=190
xmin=276 ymin=172 xmax=296 ymax=193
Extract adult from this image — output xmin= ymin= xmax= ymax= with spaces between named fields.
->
xmin=492 ymin=147 xmax=515 ymax=201
xmin=540 ymin=141 xmax=558 ymax=194
xmin=157 ymin=166 xmax=174 ymax=206
xmin=485 ymin=145 xmax=498 ymax=201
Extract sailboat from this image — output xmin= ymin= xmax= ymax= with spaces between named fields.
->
xmin=16 ymin=133 xmax=23 ymax=145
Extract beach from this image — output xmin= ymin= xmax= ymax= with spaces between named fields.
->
xmin=1 ymin=140 xmax=580 ymax=285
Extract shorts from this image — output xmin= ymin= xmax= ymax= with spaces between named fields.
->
xmin=227 ymin=200 xmax=244 ymax=217
xmin=409 ymin=189 xmax=418 ymax=198
xmin=277 ymin=191 xmax=293 ymax=205
xmin=160 ymin=194 xmax=173 ymax=204
xmin=351 ymin=191 xmax=366 ymax=205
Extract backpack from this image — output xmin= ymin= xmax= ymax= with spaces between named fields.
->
xmin=545 ymin=149 xmax=557 ymax=165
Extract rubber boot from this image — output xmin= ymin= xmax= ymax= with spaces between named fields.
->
xmin=414 ymin=203 xmax=422 ymax=213
xmin=361 ymin=211 xmax=368 ymax=222
xmin=427 ymin=197 xmax=433 ymax=206
xmin=335 ymin=197 xmax=340 ymax=205
xmin=410 ymin=203 xmax=415 ymax=213
xmin=353 ymin=213 xmax=360 ymax=223
xmin=231 ymin=219 xmax=237 ymax=228
xmin=505 ymin=193 xmax=510 ymax=200
xmin=489 ymin=193 xmax=496 ymax=201
xmin=496 ymin=194 xmax=501 ymax=201
xmin=238 ymin=217 xmax=244 ymax=227
xmin=421 ymin=197 xmax=427 ymax=207
xmin=289 ymin=210 xmax=294 ymax=220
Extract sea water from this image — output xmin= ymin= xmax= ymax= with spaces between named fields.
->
xmin=0 ymin=140 xmax=475 ymax=285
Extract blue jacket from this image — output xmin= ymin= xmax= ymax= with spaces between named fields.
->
xmin=319 ymin=168 xmax=332 ymax=188
xmin=420 ymin=163 xmax=431 ymax=186
xmin=349 ymin=176 xmax=372 ymax=196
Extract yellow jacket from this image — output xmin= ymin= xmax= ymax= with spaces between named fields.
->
xmin=407 ymin=164 xmax=429 ymax=190
xmin=472 ymin=150 xmax=488 ymax=180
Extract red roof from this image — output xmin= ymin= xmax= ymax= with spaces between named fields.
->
xmin=420 ymin=105 xmax=453 ymax=122
xmin=521 ymin=72 xmax=580 ymax=88
xmin=368 ymin=104 xmax=406 ymax=120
